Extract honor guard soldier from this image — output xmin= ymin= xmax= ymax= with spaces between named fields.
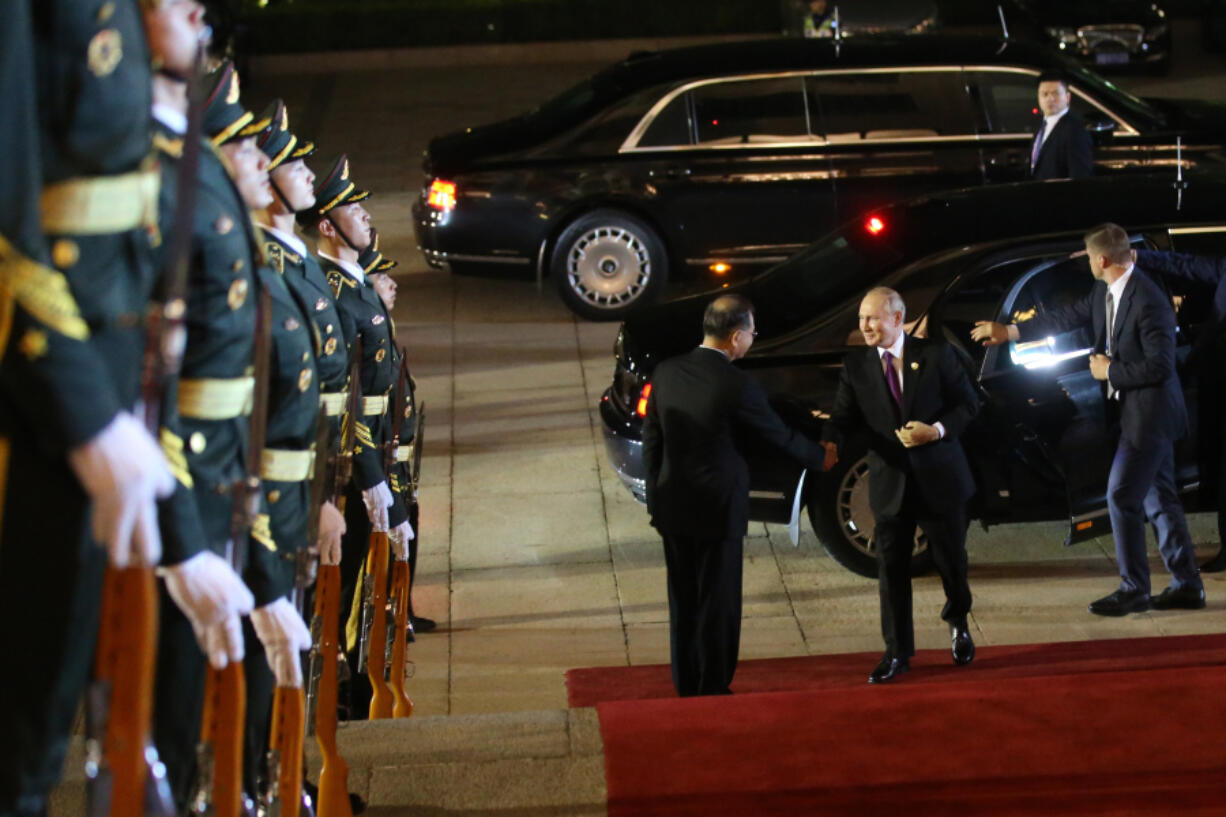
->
xmin=148 ymin=57 xmax=283 ymax=807
xmin=362 ymin=240 xmax=435 ymax=633
xmin=254 ymin=101 xmax=347 ymax=573
xmin=298 ymin=157 xmax=413 ymax=717
xmin=0 ymin=3 xmax=177 ymax=815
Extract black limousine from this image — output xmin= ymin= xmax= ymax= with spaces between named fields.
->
xmin=413 ymin=35 xmax=1226 ymax=320
xmin=599 ymin=171 xmax=1226 ymax=577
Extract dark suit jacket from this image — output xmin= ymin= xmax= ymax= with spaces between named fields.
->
xmin=642 ymin=346 xmax=826 ymax=540
xmin=822 ymin=338 xmax=979 ymax=518
xmin=1017 ymin=269 xmax=1188 ymax=447
xmin=1031 ymin=111 xmax=1094 ymax=180
xmin=1135 ymin=249 xmax=1226 ymax=379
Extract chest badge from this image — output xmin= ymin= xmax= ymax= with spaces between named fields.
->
xmin=298 ymin=368 xmax=314 ymax=392
xmin=315 ymin=297 xmax=329 ymax=312
xmin=227 ymin=278 xmax=248 ymax=310
xmin=324 ymin=337 xmax=338 ymax=356
xmin=375 ymin=348 xmax=386 ymax=363
xmin=371 ymin=315 xmax=385 ymax=326
xmin=910 ymin=361 xmax=920 ymax=370
xmin=87 ymin=29 xmax=122 ymax=78
xmin=284 ymin=317 xmax=300 ymax=331
xmin=214 ymin=214 xmax=234 ymax=235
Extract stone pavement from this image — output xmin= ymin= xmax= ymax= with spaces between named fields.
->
xmin=49 ymin=22 xmax=1226 ymax=817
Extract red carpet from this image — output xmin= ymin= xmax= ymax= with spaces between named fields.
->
xmin=571 ymin=635 xmax=1226 ymax=816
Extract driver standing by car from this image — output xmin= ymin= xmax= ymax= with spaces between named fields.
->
xmin=972 ymin=223 xmax=1205 ymax=616
xmin=822 ymin=287 xmax=980 ymax=685
xmin=1030 ymin=71 xmax=1094 ymax=180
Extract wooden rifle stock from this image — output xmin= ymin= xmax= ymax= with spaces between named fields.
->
xmin=388 ymin=560 xmax=415 ymax=718
xmin=88 ymin=566 xmax=169 ymax=816
xmin=199 ymin=663 xmax=247 ymax=817
xmin=364 ymin=531 xmax=394 ymax=719
xmin=312 ymin=565 xmax=353 ymax=817
xmin=268 ymin=685 xmax=305 ymax=815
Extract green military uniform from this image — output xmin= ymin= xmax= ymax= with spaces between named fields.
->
xmin=240 ymin=98 xmax=324 ymax=798
xmin=0 ymin=2 xmax=159 ymax=812
xmin=150 ymin=61 xmax=278 ymax=808
xmin=297 ymin=156 xmax=407 ymax=715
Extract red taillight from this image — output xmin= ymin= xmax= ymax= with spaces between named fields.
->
xmin=865 ymin=215 xmax=885 ymax=235
xmin=427 ymin=179 xmax=457 ymax=211
xmin=635 ymin=382 xmax=652 ymax=417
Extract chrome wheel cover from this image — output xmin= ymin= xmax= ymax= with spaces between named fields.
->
xmin=835 ymin=456 xmax=928 ymax=560
xmin=565 ymin=225 xmax=652 ymax=310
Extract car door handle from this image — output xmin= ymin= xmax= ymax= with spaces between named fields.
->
xmin=662 ymin=166 xmax=691 ymax=179
xmin=989 ymin=153 xmax=1025 ymax=167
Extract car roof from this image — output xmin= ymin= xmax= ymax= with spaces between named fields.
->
xmin=594 ymin=35 xmax=1072 ymax=95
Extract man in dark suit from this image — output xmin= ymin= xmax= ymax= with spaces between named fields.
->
xmin=823 ymin=288 xmax=980 ymax=684
xmin=1030 ymin=71 xmax=1094 ymax=180
xmin=641 ymin=294 xmax=831 ymax=697
xmin=1133 ymin=246 xmax=1226 ymax=572
xmin=972 ymin=223 xmax=1204 ymax=615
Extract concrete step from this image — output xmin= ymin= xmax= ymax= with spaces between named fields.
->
xmin=51 ymin=707 xmax=607 ymax=816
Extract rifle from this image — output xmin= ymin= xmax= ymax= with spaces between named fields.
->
xmin=84 ymin=41 xmax=206 ymax=817
xmin=385 ymin=349 xmax=414 ymax=719
xmin=307 ymin=342 xmax=362 ymax=817
xmin=192 ymin=284 xmax=273 ymax=817
xmin=359 ymin=529 xmax=393 ymax=720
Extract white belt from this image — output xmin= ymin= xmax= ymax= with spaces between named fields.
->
xmin=178 ymin=377 xmax=255 ymax=420
xmin=395 ymin=444 xmax=413 ymax=463
xmin=320 ymin=391 xmax=345 ymax=417
xmin=361 ymin=395 xmax=388 ymax=416
xmin=260 ymin=448 xmax=315 ymax=482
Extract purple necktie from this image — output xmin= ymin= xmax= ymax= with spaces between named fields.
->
xmin=1031 ymin=120 xmax=1046 ymax=170
xmin=882 ymin=350 xmax=903 ymax=413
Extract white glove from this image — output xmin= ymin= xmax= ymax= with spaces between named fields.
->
xmin=161 ymin=551 xmax=255 ymax=667
xmin=67 ymin=412 xmax=176 ymax=567
xmin=201 ymin=612 xmax=245 ymax=670
xmin=250 ymin=597 xmax=312 ymax=688
xmin=317 ymin=500 xmax=345 ymax=566
xmin=388 ymin=520 xmax=414 ymax=561
xmin=361 ymin=481 xmax=394 ymax=533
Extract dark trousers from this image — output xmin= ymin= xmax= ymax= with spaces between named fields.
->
xmin=660 ymin=532 xmax=742 ymax=697
xmin=1107 ymin=438 xmax=1201 ymax=594
xmin=242 ymin=619 xmax=276 ymax=802
xmin=339 ymin=484 xmax=374 ymax=719
xmin=873 ymin=483 xmax=972 ymax=659
xmin=0 ymin=454 xmax=100 ymax=817
xmin=152 ymin=585 xmax=207 ymax=813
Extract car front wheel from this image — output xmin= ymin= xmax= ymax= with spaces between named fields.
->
xmin=806 ymin=441 xmax=933 ymax=579
xmin=551 ymin=209 xmax=667 ymax=321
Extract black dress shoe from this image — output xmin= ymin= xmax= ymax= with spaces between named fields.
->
xmin=950 ymin=623 xmax=975 ymax=666
xmin=1087 ymin=588 xmax=1150 ymax=617
xmin=1150 ymin=584 xmax=1206 ymax=610
xmin=410 ymin=614 xmax=437 ymax=633
xmin=868 ymin=655 xmax=909 ymax=684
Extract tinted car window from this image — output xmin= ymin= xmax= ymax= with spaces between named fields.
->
xmin=637 ymin=90 xmax=694 ymax=148
xmin=806 ymin=70 xmax=974 ymax=140
xmin=690 ymin=77 xmax=810 ymax=146
xmin=970 ymin=70 xmax=1108 ymax=134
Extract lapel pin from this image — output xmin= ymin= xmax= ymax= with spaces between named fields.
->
xmin=910 ymin=361 xmax=919 ymax=370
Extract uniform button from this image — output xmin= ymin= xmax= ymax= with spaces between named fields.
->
xmin=189 ymin=432 xmax=207 ymax=453
xmin=298 ymin=368 xmax=313 ymax=392
xmin=375 ymin=348 xmax=386 ymax=362
xmin=52 ymin=239 xmax=79 ymax=269
xmin=232 ymin=259 xmax=245 ymax=273
xmin=302 ymin=351 xmax=310 ymax=362
xmin=227 ymin=278 xmax=248 ymax=310
xmin=268 ymin=489 xmax=281 ymax=504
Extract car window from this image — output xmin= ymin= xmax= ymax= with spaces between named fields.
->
xmin=566 ymin=86 xmax=672 ymax=155
xmin=969 ymin=70 xmax=1117 ymax=135
xmin=805 ymin=70 xmax=974 ymax=140
xmin=688 ymin=77 xmax=811 ymax=146
xmin=637 ymin=90 xmax=694 ymax=148
xmin=994 ymin=257 xmax=1095 ymax=373
xmin=927 ymin=261 xmax=1024 ymax=370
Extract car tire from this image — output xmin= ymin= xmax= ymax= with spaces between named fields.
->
xmin=552 ymin=209 xmax=668 ymax=321
xmin=806 ymin=439 xmax=933 ymax=579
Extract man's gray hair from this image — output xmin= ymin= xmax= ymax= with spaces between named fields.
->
xmin=865 ymin=286 xmax=906 ymax=320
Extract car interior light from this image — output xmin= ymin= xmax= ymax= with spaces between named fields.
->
xmin=427 ymin=179 xmax=457 ymax=211
xmin=635 ymin=382 xmax=652 ymax=418
xmin=709 ymin=262 xmax=731 ymax=275
xmin=866 ymin=216 xmax=886 ymax=235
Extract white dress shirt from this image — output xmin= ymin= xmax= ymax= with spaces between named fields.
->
xmin=1038 ymin=108 xmax=1069 ymax=152
xmin=152 ymin=104 xmax=187 ymax=135
xmin=877 ymin=334 xmax=945 ymax=439
xmin=264 ymin=224 xmax=308 ymax=259
xmin=318 ymin=251 xmax=365 ymax=284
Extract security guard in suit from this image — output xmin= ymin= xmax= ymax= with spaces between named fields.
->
xmin=361 ymin=241 xmax=435 ymax=633
xmin=0 ymin=3 xmax=174 ymax=813
xmin=150 ymin=59 xmax=284 ymax=806
xmin=298 ymin=157 xmax=413 ymax=717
